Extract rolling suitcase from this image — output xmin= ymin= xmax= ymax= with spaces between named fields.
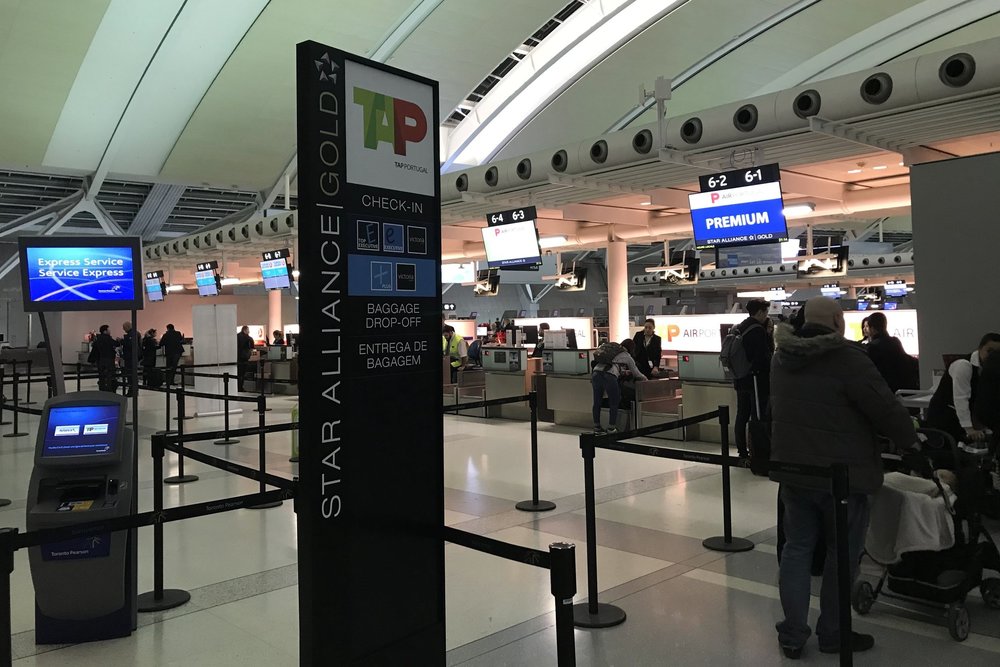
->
xmin=747 ymin=375 xmax=771 ymax=477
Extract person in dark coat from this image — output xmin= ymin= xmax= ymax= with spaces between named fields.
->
xmin=159 ymin=323 xmax=185 ymax=386
xmin=733 ymin=299 xmax=772 ymax=460
xmin=141 ymin=328 xmax=159 ymax=387
xmin=632 ymin=318 xmax=662 ymax=376
xmin=91 ymin=324 xmax=118 ymax=392
xmin=865 ymin=312 xmax=919 ymax=393
xmin=236 ymin=325 xmax=255 ymax=392
xmin=120 ymin=321 xmax=138 ymax=396
xmin=770 ymin=297 xmax=916 ymax=658
xmin=926 ymin=332 xmax=1000 ymax=445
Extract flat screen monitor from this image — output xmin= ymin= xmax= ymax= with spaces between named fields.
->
xmin=885 ymin=280 xmax=908 ymax=298
xmin=884 ymin=301 xmax=898 ymax=310
xmin=475 ymin=326 xmax=488 ymax=336
xmin=522 ymin=325 xmax=539 ymax=345
xmin=481 ymin=220 xmax=542 ymax=268
xmin=42 ymin=404 xmax=120 ymax=459
xmin=688 ymin=164 xmax=787 ymax=250
xmin=145 ymin=271 xmax=165 ymax=302
xmin=261 ymin=257 xmax=291 ymax=290
xmin=196 ymin=268 xmax=220 ymax=297
xmin=18 ymin=236 xmax=143 ymax=312
xmin=820 ymin=284 xmax=842 ymax=299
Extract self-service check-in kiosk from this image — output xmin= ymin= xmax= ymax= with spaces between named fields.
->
xmin=26 ymin=392 xmax=136 ymax=644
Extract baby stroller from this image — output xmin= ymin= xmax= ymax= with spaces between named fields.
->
xmin=852 ymin=428 xmax=1000 ymax=641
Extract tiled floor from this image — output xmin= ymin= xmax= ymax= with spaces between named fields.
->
xmin=2 ymin=382 xmax=999 ymax=665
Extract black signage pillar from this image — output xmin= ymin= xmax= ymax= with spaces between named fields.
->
xmin=295 ymin=41 xmax=444 ymax=664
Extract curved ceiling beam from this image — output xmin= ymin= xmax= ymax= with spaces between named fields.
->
xmin=605 ymin=0 xmax=821 ymax=132
xmin=441 ymin=0 xmax=690 ymax=171
xmin=755 ymin=0 xmax=1000 ymax=94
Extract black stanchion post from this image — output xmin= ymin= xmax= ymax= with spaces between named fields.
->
xmin=76 ymin=362 xmax=82 ymax=392
xmin=832 ymin=463 xmax=853 ymax=667
xmin=175 ymin=366 xmax=193 ymax=420
xmin=138 ymin=435 xmax=191 ymax=612
xmin=257 ymin=359 xmax=271 ymax=412
xmin=164 ymin=383 xmax=198 ymax=484
xmin=155 ymin=379 xmax=177 ymax=436
xmin=0 ymin=366 xmax=11 ymax=426
xmin=1 ymin=527 xmax=16 ymax=667
xmin=549 ymin=542 xmax=577 ymax=667
xmin=516 ymin=392 xmax=556 ymax=512
xmin=214 ymin=372 xmax=240 ymax=445
xmin=703 ymin=406 xmax=754 ymax=553
xmin=23 ymin=359 xmax=35 ymax=405
xmin=249 ymin=394 xmax=282 ymax=510
xmin=3 ymin=372 xmax=28 ymax=438
xmin=572 ymin=433 xmax=626 ymax=628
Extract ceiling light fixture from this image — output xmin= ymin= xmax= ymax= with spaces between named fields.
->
xmin=782 ymin=202 xmax=816 ymax=218
xmin=165 ymin=284 xmax=185 ymax=292
xmin=872 ymin=165 xmax=888 ymax=170
xmin=847 ymin=168 xmax=863 ymax=174
xmin=442 ymin=0 xmax=684 ymax=168
xmin=292 ymin=269 xmax=300 ymax=278
xmin=220 ymin=277 xmax=241 ymax=286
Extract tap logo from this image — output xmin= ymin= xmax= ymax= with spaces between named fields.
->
xmin=352 ymin=86 xmax=427 ymax=156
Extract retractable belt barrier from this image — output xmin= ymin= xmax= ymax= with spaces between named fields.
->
xmin=444 ymin=526 xmax=576 ymax=666
xmin=444 ymin=392 xmax=556 ymax=513
xmin=573 ymin=405 xmax=856 ymax=666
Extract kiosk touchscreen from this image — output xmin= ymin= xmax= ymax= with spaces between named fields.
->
xmin=26 ymin=392 xmax=136 ymax=644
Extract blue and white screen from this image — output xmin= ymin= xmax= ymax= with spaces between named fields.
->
xmin=145 ymin=276 xmax=164 ymax=302
xmin=42 ymin=405 xmax=119 ymax=457
xmin=260 ymin=258 xmax=290 ymax=289
xmin=196 ymin=269 xmax=218 ymax=296
xmin=24 ymin=246 xmax=135 ymax=303
xmin=689 ymin=182 xmax=788 ymax=249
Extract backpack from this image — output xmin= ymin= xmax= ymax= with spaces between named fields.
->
xmin=593 ymin=342 xmax=624 ymax=368
xmin=719 ymin=322 xmax=761 ymax=380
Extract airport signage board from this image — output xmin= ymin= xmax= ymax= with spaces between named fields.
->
xmin=689 ymin=164 xmax=788 ymax=249
xmin=845 ymin=309 xmax=919 ymax=355
xmin=18 ymin=237 xmax=143 ymax=311
xmin=650 ymin=314 xmax=745 ymax=352
xmin=296 ymin=41 xmax=444 ymax=664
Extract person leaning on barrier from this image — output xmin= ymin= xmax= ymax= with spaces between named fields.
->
xmin=770 ymin=296 xmax=916 ymax=659
xmin=442 ymin=325 xmax=468 ymax=383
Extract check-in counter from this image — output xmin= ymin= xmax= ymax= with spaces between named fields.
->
xmin=636 ymin=376 xmax=684 ymax=441
xmin=677 ymin=351 xmax=736 ymax=444
xmin=543 ymin=349 xmax=618 ymax=428
xmin=482 ymin=348 xmax=538 ymax=419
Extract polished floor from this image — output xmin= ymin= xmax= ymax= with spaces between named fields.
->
xmin=1 ymin=379 xmax=999 ymax=665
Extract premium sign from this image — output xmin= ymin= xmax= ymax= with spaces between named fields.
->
xmin=296 ymin=42 xmax=444 ymax=664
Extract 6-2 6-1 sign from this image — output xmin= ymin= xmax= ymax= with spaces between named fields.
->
xmin=698 ymin=164 xmax=780 ymax=192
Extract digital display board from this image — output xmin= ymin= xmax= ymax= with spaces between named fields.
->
xmin=689 ymin=164 xmax=788 ymax=250
xmin=821 ymin=283 xmax=842 ymax=299
xmin=195 ymin=261 xmax=220 ymax=297
xmin=261 ymin=250 xmax=291 ymax=290
xmin=42 ymin=404 xmax=120 ymax=458
xmin=145 ymin=270 xmax=165 ymax=302
xmin=18 ymin=237 xmax=143 ymax=312
xmin=885 ymin=279 xmax=908 ymax=297
xmin=482 ymin=207 xmax=542 ymax=268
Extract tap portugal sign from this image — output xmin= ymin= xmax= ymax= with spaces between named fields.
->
xmin=296 ymin=41 xmax=443 ymax=664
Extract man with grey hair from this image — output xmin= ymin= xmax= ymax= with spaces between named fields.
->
xmin=769 ymin=296 xmax=915 ymax=659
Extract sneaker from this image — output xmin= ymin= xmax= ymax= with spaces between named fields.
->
xmin=606 ymin=426 xmax=619 ymax=434
xmin=819 ymin=631 xmax=875 ymax=654
xmin=593 ymin=425 xmax=606 ymax=434
xmin=780 ymin=645 xmax=803 ymax=660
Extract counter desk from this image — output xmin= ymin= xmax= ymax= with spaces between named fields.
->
xmin=676 ymin=351 xmax=737 ymax=444
xmin=480 ymin=347 xmax=541 ymax=420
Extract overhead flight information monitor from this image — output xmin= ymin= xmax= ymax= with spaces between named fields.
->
xmin=195 ymin=261 xmax=221 ymax=297
xmin=18 ymin=237 xmax=143 ymax=311
xmin=688 ymin=163 xmax=788 ymax=250
xmin=144 ymin=270 xmax=165 ymax=302
xmin=482 ymin=206 xmax=542 ymax=268
xmin=261 ymin=249 xmax=292 ymax=290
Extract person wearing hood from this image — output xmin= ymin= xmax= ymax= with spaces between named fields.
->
xmin=770 ymin=297 xmax=916 ymax=659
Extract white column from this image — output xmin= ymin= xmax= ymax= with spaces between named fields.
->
xmin=607 ymin=241 xmax=629 ymax=344
xmin=268 ymin=288 xmax=282 ymax=339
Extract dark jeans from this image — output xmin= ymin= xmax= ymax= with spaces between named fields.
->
xmin=97 ymin=360 xmax=117 ymax=392
xmin=237 ymin=359 xmax=251 ymax=390
xmin=776 ymin=484 xmax=869 ymax=649
xmin=165 ymin=354 xmax=180 ymax=386
xmin=591 ymin=371 xmax=620 ymax=427
xmin=734 ymin=376 xmax=768 ymax=458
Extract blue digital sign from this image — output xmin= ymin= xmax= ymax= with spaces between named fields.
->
xmin=42 ymin=404 xmax=120 ymax=458
xmin=689 ymin=179 xmax=788 ymax=250
xmin=261 ymin=258 xmax=291 ymax=290
xmin=19 ymin=237 xmax=143 ymax=311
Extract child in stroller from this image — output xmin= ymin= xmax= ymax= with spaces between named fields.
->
xmin=853 ymin=429 xmax=1000 ymax=641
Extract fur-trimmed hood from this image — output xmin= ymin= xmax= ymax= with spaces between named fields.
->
xmin=773 ymin=322 xmax=851 ymax=370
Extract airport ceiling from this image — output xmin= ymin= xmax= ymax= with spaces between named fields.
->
xmin=1 ymin=0 xmax=1000 ymax=243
